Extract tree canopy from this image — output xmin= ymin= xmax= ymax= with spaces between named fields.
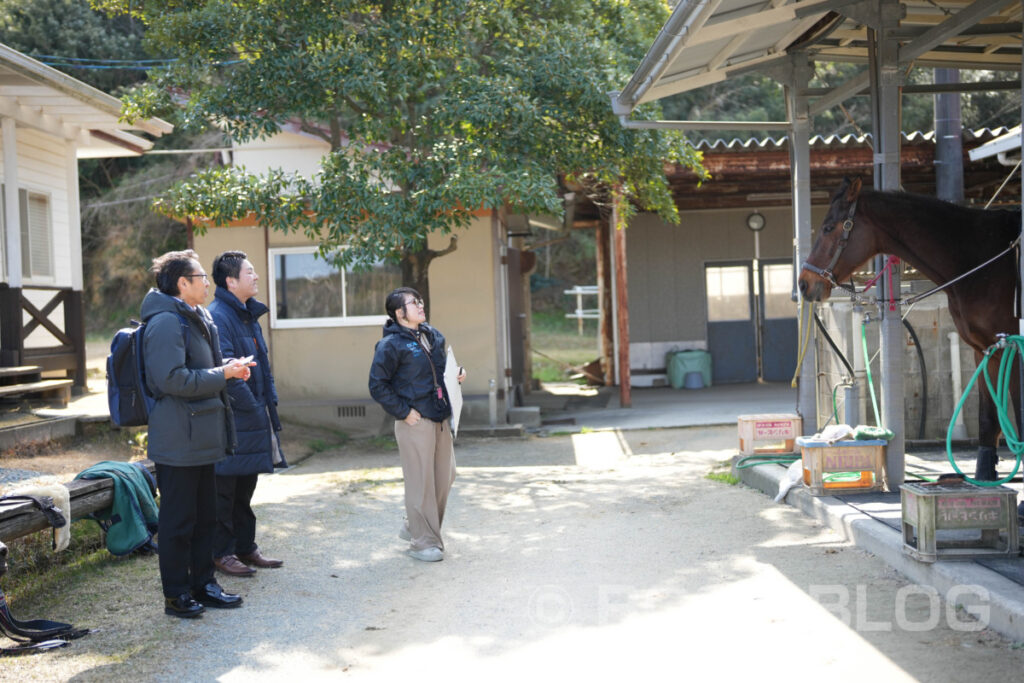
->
xmin=96 ymin=0 xmax=704 ymax=296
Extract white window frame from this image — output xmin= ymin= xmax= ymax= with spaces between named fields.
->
xmin=21 ymin=188 xmax=54 ymax=283
xmin=267 ymin=245 xmax=389 ymax=329
xmin=0 ymin=183 xmax=54 ymax=283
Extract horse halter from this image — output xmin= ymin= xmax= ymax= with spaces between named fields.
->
xmin=801 ymin=198 xmax=859 ymax=291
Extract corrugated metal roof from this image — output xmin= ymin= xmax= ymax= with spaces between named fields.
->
xmin=690 ymin=126 xmax=1012 ymax=150
xmin=613 ymin=0 xmax=1023 ymax=114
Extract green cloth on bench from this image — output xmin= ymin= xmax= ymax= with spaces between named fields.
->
xmin=74 ymin=461 xmax=159 ymax=556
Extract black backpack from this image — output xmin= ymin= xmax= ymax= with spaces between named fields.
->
xmin=106 ymin=314 xmax=189 ymax=427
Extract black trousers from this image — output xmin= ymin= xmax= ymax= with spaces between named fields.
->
xmin=155 ymin=463 xmax=217 ymax=599
xmin=213 ymin=473 xmax=259 ymax=558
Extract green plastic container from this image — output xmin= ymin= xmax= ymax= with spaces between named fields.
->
xmin=667 ymin=350 xmax=712 ymax=389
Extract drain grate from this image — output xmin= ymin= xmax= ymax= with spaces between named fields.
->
xmin=337 ymin=405 xmax=366 ymax=419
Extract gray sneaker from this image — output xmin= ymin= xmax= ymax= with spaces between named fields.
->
xmin=398 ymin=526 xmax=411 ymax=542
xmin=408 ymin=547 xmax=443 ymax=562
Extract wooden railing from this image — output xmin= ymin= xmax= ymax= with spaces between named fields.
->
xmin=0 ymin=284 xmax=85 ymax=390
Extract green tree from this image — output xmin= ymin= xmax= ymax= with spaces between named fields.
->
xmin=0 ymin=0 xmax=146 ymax=93
xmin=95 ymin=0 xmax=704 ymax=306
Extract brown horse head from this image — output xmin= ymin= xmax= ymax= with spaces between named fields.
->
xmin=799 ymin=176 xmax=879 ymax=301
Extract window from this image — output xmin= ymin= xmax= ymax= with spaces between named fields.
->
xmin=1 ymin=184 xmax=53 ymax=280
xmin=705 ymin=265 xmax=751 ymax=322
xmin=268 ymin=246 xmax=401 ymax=328
xmin=762 ymin=263 xmax=794 ymax=319
xmin=21 ymin=190 xmax=53 ymax=279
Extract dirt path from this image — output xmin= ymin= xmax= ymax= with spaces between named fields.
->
xmin=4 ymin=425 xmax=1024 ymax=681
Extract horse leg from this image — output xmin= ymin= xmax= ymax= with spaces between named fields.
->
xmin=975 ymin=351 xmax=1000 ymax=481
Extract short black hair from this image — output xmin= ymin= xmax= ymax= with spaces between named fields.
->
xmin=151 ymin=249 xmax=200 ymax=296
xmin=212 ymin=250 xmax=248 ymax=289
xmin=385 ymin=287 xmax=421 ymax=322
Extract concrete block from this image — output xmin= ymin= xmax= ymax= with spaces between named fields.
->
xmin=508 ymin=406 xmax=541 ymax=428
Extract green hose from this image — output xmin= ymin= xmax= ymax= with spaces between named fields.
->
xmin=735 ymin=454 xmax=800 ymax=469
xmin=946 ymin=335 xmax=1024 ymax=487
xmin=861 ymin=324 xmax=882 ymax=427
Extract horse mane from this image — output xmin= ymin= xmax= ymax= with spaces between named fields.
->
xmin=862 ymin=189 xmax=1020 ymax=235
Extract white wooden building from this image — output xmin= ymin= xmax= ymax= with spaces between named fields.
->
xmin=0 ymin=43 xmax=171 ymax=391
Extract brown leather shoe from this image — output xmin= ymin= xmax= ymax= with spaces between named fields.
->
xmin=237 ymin=549 xmax=283 ymax=568
xmin=214 ymin=554 xmax=256 ymax=577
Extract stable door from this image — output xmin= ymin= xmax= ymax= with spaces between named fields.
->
xmin=705 ymin=262 xmax=758 ymax=383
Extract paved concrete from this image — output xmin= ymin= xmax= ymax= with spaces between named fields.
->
xmin=529 ymin=380 xmax=1024 ymax=644
xmin=523 ymin=381 xmax=798 ymax=432
xmin=13 ymin=373 xmax=1024 ymax=646
xmin=736 ymin=459 xmax=1024 ymax=642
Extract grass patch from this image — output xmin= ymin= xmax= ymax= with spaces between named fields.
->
xmin=3 ymin=520 xmax=115 ymax=608
xmin=705 ymin=471 xmax=740 ymax=485
xmin=308 ymin=439 xmax=331 ymax=453
xmin=363 ymin=435 xmax=397 ymax=450
xmin=532 ymin=311 xmax=600 ymax=383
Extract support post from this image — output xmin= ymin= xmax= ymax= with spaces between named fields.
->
xmin=596 ymin=217 xmax=614 ymax=385
xmin=611 ymin=191 xmax=631 ymax=407
xmin=3 ymin=118 xmax=21 ymax=289
xmin=0 ymin=285 xmax=22 ymax=366
xmin=870 ymin=0 xmax=906 ymax=489
xmin=492 ymin=208 xmax=511 ymax=423
xmin=65 ymin=290 xmax=86 ymax=391
xmin=785 ymin=54 xmax=818 ymax=435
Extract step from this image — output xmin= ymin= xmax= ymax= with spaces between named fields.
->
xmin=0 ymin=378 xmax=74 ymax=406
xmin=0 ymin=415 xmax=78 ymax=451
xmin=0 ymin=365 xmax=43 ymax=380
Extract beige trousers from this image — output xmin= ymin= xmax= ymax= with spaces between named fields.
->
xmin=394 ymin=418 xmax=456 ymax=551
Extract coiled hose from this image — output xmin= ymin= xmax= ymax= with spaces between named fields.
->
xmin=946 ymin=335 xmax=1024 ymax=486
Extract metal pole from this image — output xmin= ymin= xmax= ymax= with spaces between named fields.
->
xmin=786 ymin=54 xmax=818 ymax=436
xmin=872 ymin=1 xmax=906 ymax=490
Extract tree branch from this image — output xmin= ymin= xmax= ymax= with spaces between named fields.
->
xmin=427 ymin=235 xmax=459 ymax=259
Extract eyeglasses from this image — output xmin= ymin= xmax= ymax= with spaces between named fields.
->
xmin=403 ymin=298 xmax=424 ymax=309
xmin=183 ymin=273 xmax=209 ymax=281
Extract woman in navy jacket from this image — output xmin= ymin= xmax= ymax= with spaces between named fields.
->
xmin=369 ymin=287 xmax=464 ymax=562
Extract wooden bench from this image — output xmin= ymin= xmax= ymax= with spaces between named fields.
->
xmin=0 ymin=461 xmax=156 ymax=544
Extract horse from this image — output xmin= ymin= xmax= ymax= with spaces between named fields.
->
xmin=798 ymin=176 xmax=1022 ymax=480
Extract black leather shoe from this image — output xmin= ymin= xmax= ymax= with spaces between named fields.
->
xmin=165 ymin=594 xmax=205 ymax=618
xmin=191 ymin=582 xmax=243 ymax=609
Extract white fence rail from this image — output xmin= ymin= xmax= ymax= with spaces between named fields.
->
xmin=564 ymin=285 xmax=599 ymax=334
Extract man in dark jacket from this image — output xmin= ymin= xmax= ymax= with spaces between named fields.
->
xmin=368 ymin=287 xmax=465 ymax=562
xmin=208 ymin=251 xmax=285 ymax=577
xmin=142 ymin=249 xmax=254 ymax=618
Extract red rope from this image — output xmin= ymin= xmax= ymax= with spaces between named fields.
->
xmin=886 ymin=257 xmax=899 ymax=311
xmin=858 ymin=255 xmax=900 ymax=311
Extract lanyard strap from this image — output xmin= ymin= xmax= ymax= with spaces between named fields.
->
xmin=416 ymin=334 xmax=444 ymax=401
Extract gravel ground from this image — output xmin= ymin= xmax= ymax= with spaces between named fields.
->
xmin=4 ymin=425 xmax=1024 ymax=680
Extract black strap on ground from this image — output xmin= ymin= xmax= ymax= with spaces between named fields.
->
xmin=0 ymin=589 xmax=88 ymax=656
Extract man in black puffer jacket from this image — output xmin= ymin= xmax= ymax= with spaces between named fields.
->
xmin=142 ymin=249 xmax=253 ymax=618
xmin=369 ymin=287 xmax=465 ymax=562
xmin=208 ymin=251 xmax=285 ymax=577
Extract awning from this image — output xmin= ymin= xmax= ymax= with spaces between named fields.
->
xmin=612 ymin=0 xmax=1022 ymax=116
xmin=0 ymin=42 xmax=172 ymax=158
